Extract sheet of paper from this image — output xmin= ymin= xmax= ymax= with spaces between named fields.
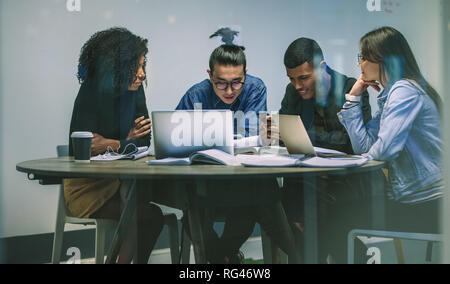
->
xmin=237 ymin=154 xmax=302 ymax=167
xmin=193 ymin=149 xmax=241 ymax=166
xmin=91 ymin=153 xmax=126 ymax=161
xmin=259 ymin=146 xmax=289 ymax=155
xmin=299 ymin=157 xmax=368 ymax=168
xmin=91 ymin=146 xmax=149 ymax=161
xmin=147 ymin=157 xmax=191 ymax=165
xmin=313 ymin=147 xmax=347 ymax=156
xmin=233 ymin=136 xmax=261 ymax=148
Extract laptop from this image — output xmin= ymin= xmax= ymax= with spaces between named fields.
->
xmin=278 ymin=114 xmax=317 ymax=156
xmin=151 ymin=110 xmax=234 ymax=159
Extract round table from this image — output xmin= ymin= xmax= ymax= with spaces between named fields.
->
xmin=17 ymin=156 xmax=386 ymax=264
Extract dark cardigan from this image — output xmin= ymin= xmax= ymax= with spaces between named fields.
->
xmin=68 ymin=80 xmax=151 ymax=156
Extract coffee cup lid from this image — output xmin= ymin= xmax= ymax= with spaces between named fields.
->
xmin=71 ymin=131 xmax=94 ymax=138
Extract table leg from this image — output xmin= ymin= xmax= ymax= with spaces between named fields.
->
xmin=186 ymin=182 xmax=207 ymax=264
xmin=105 ymin=180 xmax=136 ymax=264
xmin=134 ymin=181 xmax=150 ymax=264
xmin=303 ymin=175 xmax=319 ymax=264
xmin=370 ymin=170 xmax=386 ymax=229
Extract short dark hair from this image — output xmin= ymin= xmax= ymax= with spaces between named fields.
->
xmin=209 ymin=45 xmax=246 ymax=74
xmin=284 ymin=38 xmax=324 ymax=69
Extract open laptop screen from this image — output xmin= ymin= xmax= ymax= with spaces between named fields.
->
xmin=152 ymin=110 xmax=234 ymax=159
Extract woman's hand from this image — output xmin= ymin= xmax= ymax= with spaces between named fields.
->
xmin=126 ymin=116 xmax=152 ymax=141
xmin=91 ymin=133 xmax=120 ymax=155
xmin=349 ymin=75 xmax=381 ymax=97
xmin=259 ymin=115 xmax=283 ymax=146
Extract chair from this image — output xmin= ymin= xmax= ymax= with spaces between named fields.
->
xmin=347 ymin=169 xmax=442 ymax=264
xmin=347 ymin=229 xmax=442 ymax=264
xmin=52 ymin=145 xmax=181 ymax=264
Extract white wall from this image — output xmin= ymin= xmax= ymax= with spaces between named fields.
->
xmin=0 ymin=0 xmax=445 ymax=238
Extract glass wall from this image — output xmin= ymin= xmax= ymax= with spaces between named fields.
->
xmin=0 ymin=0 xmax=448 ymax=264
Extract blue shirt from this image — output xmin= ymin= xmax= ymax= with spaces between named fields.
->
xmin=338 ymin=80 xmax=443 ymax=204
xmin=176 ymin=74 xmax=267 ymax=137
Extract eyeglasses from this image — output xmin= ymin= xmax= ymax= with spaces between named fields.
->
xmin=357 ymin=54 xmax=365 ymax=65
xmin=212 ymin=79 xmax=245 ymax=91
xmin=357 ymin=53 xmax=377 ymax=65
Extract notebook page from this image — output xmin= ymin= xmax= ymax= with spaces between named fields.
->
xmin=191 ymin=149 xmax=241 ymax=166
xmin=147 ymin=157 xmax=191 ymax=165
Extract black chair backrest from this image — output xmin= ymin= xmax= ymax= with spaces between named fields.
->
xmin=57 ymin=145 xmax=69 ymax=158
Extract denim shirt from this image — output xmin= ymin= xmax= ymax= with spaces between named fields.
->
xmin=338 ymin=80 xmax=443 ymax=204
xmin=176 ymin=74 xmax=267 ymax=137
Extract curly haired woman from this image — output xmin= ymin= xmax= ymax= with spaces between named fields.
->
xmin=65 ymin=27 xmax=163 ymax=264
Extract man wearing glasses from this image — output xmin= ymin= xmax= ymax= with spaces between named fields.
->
xmin=175 ymin=44 xmax=298 ymax=264
xmin=176 ymin=45 xmax=267 ymax=137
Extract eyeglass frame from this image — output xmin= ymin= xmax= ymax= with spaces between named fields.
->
xmin=357 ymin=54 xmax=365 ymax=65
xmin=211 ymin=79 xmax=246 ymax=91
xmin=357 ymin=53 xmax=378 ymax=65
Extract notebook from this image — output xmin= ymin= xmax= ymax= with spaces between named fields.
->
xmin=91 ymin=145 xmax=149 ymax=161
xmin=147 ymin=149 xmax=240 ymax=166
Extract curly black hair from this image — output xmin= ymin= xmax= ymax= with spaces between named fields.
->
xmin=77 ymin=27 xmax=148 ymax=93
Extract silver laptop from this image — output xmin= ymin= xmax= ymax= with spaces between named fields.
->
xmin=152 ymin=110 xmax=234 ymax=159
xmin=278 ymin=114 xmax=317 ymax=156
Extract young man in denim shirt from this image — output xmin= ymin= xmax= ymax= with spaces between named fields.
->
xmin=176 ymin=44 xmax=298 ymax=263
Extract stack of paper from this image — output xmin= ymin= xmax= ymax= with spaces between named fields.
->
xmin=298 ymin=157 xmax=368 ymax=168
xmin=91 ymin=146 xmax=149 ymax=161
xmin=237 ymin=154 xmax=302 ymax=167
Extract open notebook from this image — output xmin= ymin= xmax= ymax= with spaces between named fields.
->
xmin=147 ymin=149 xmax=240 ymax=166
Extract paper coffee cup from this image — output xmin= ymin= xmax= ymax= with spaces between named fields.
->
xmin=71 ymin=132 xmax=93 ymax=163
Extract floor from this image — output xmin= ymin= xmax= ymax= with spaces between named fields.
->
xmin=60 ymin=236 xmax=442 ymax=264
xmin=63 ymin=236 xmax=264 ymax=264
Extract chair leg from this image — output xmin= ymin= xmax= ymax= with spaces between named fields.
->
xmin=95 ymin=222 xmax=107 ymax=264
xmin=426 ymin=241 xmax=434 ymax=263
xmin=164 ymin=214 xmax=180 ymax=264
xmin=280 ymin=248 xmax=288 ymax=264
xmin=261 ymin=229 xmax=273 ymax=264
xmin=393 ymin=238 xmax=406 ymax=264
xmin=52 ymin=220 xmax=66 ymax=264
xmin=181 ymin=228 xmax=192 ymax=264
